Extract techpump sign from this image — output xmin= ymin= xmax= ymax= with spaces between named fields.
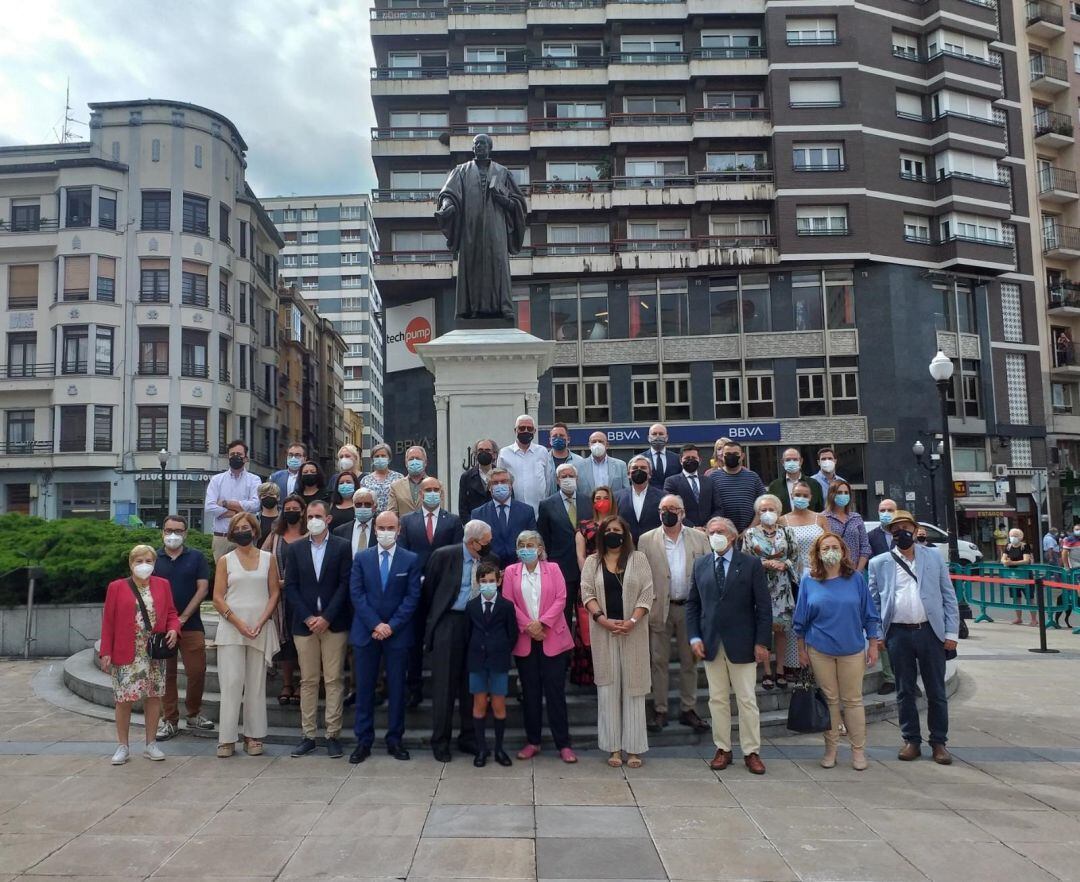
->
xmin=385 ymin=299 xmax=435 ymax=372
xmin=545 ymin=422 xmax=783 ymax=447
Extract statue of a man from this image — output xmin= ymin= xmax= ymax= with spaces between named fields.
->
xmin=434 ymin=134 xmax=528 ymax=322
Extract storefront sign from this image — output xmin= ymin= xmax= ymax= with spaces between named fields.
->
xmin=952 ymin=481 xmax=968 ymax=496
xmin=967 ymin=481 xmax=998 ymax=497
xmin=385 ymin=299 xmax=435 ymax=373
xmin=133 ymin=472 xmax=215 ymax=482
xmin=549 ymin=422 xmax=783 ymax=447
xmin=962 ymin=509 xmax=1013 ymax=519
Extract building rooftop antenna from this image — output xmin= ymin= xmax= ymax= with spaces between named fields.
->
xmin=60 ymin=79 xmax=86 ymax=143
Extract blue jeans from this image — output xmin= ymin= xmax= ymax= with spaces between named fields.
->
xmin=885 ymin=624 xmax=948 ymax=746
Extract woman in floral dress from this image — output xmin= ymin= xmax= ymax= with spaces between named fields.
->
xmin=360 ymin=442 xmax=403 ymax=514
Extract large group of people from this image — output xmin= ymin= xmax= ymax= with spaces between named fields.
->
xmin=98 ymin=426 xmax=959 ymax=774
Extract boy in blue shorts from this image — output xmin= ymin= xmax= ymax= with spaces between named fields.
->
xmin=466 ymin=563 xmax=517 ymax=767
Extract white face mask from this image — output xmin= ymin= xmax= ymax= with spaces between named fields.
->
xmin=590 ymin=442 xmax=606 ymax=458
xmin=376 ymin=529 xmax=397 ymax=549
xmin=132 ymin=563 xmax=154 ymax=580
xmin=760 ymin=510 xmax=778 ymax=526
xmin=163 ymin=533 xmax=184 ymax=550
xmin=709 ymin=533 xmax=729 ymax=554
xmin=307 ymin=517 xmax=327 ymax=536
xmin=559 ymin=477 xmax=577 ymax=494
xmin=339 ymin=457 xmax=355 ymax=472
xmin=819 ymin=459 xmax=836 ymax=473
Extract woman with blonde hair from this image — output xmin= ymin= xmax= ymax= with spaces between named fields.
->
xmin=360 ymin=442 xmax=403 ymax=513
xmin=793 ymin=532 xmax=881 ymax=770
xmin=99 ymin=544 xmax=181 ymax=764
xmin=256 ymin=481 xmax=280 ymax=539
xmin=213 ymin=512 xmax=280 ymax=757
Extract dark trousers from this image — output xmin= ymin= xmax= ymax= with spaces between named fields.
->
xmin=885 ymin=624 xmax=949 ymax=746
xmin=430 ymin=611 xmax=473 ymax=751
xmin=406 ymin=617 xmax=425 ymax=695
xmin=516 ymin=642 xmax=571 ymax=749
xmin=354 ymin=641 xmax=409 ymax=748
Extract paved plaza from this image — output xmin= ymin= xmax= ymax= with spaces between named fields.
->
xmin=0 ymin=621 xmax=1079 ymax=881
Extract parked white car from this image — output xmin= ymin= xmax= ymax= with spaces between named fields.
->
xmin=863 ymin=521 xmax=983 ymax=565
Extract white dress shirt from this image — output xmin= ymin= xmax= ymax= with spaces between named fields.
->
xmin=424 ymin=507 xmax=441 ymax=539
xmin=682 ymin=470 xmax=701 ymax=498
xmin=497 ymin=442 xmax=552 ymax=514
xmin=204 ymin=469 xmax=262 ymax=533
xmin=521 ymin=564 xmax=542 ymax=621
xmin=631 ymin=486 xmax=648 ymax=520
xmin=891 ymin=555 xmax=928 ymax=624
xmin=651 ymin=447 xmax=669 ymax=478
xmin=310 ymin=536 xmax=328 ymax=610
xmin=590 ymin=457 xmax=609 ymax=494
xmin=286 ymin=471 xmax=298 ymax=495
xmin=785 ymin=473 xmax=802 ymax=506
xmin=664 ymin=530 xmax=689 ymax=601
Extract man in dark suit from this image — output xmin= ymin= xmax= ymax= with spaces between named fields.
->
xmin=640 ymin=423 xmax=682 ymax=489
xmin=422 ymin=520 xmax=494 ymax=761
xmin=663 ymin=443 xmax=718 ymax=528
xmin=348 ymin=511 xmax=422 ymax=763
xmin=284 ymin=499 xmax=353 ymax=759
xmin=765 ymin=448 xmax=825 ymax=514
xmin=270 ymin=441 xmax=307 ymax=501
xmin=458 ymin=438 xmax=499 ymax=522
xmin=333 ymin=487 xmax=377 ymax=555
xmin=615 ymin=456 xmax=664 ymax=544
xmin=687 ymin=516 xmax=771 ymax=775
xmin=868 ymin=498 xmax=898 ymax=558
xmin=471 ymin=467 xmax=536 ymax=567
xmin=538 ymin=462 xmax=592 ymax=624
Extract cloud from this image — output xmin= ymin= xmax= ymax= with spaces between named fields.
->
xmin=0 ymin=0 xmax=377 ymax=197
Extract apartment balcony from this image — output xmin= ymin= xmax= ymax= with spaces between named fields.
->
xmin=688 ymin=47 xmax=768 ymax=78
xmin=1048 ymin=283 xmax=1080 ymax=314
xmin=1030 ymin=54 xmax=1070 ymax=95
xmin=448 ymin=61 xmax=528 ymax=91
xmin=448 ymin=1 xmax=527 ymax=29
xmin=137 ymin=360 xmax=171 ymax=377
xmin=606 ymin=0 xmax=687 ymax=19
xmin=527 ymin=56 xmax=608 ymax=87
xmin=611 ymin=175 xmax=694 ymax=206
xmin=613 ymin=237 xmax=697 ymax=270
xmin=697 ymin=235 xmax=778 ymax=267
xmin=608 ymin=52 xmax=689 ymax=81
xmin=525 ymin=0 xmax=604 ymax=25
xmin=528 ymin=117 xmax=610 ymax=148
xmin=0 ymin=363 xmax=56 ymax=392
xmin=371 ymin=189 xmax=440 ymax=219
xmin=529 ymin=180 xmax=613 ymax=211
xmin=370 ymin=6 xmax=447 ymax=36
xmin=924 ymin=49 xmax=1003 ymax=93
xmin=370 ymin=67 xmax=449 ymax=96
xmin=532 ymin=242 xmax=615 ymax=274
xmin=1052 ymin=342 xmax=1080 ymax=376
xmin=1025 ymin=0 xmax=1066 ymax=38
xmin=691 ymin=108 xmax=772 ymax=139
xmin=450 ymin=123 xmax=529 ymax=152
xmin=370 ymin=127 xmax=449 ymax=158
xmin=0 ymin=217 xmax=60 ymax=249
xmin=0 ymin=441 xmax=53 ymax=469
xmin=694 ymin=170 xmax=776 ymax=203
xmin=1038 ymin=166 xmax=1079 ymax=202
xmin=374 ymin=249 xmax=454 ymax=281
xmin=610 ymin=112 xmax=692 ymax=143
xmin=934 ymin=171 xmax=1012 ymax=209
xmin=929 ymin=110 xmax=1006 ymax=144
xmin=1044 ymin=224 xmax=1080 ymax=258
xmin=1034 ymin=109 xmax=1075 ymax=149
xmin=688 ymin=0 xmax=762 ymax=10
xmin=937 ymin=235 xmax=1015 ymax=273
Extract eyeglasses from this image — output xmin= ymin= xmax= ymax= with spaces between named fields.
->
xmin=164 ymin=530 xmax=185 ymax=537
xmin=356 ymin=503 xmax=374 ymax=509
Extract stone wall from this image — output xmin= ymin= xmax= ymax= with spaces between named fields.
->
xmin=0 ymin=604 xmax=102 ymax=658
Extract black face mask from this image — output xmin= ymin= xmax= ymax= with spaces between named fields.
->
xmin=260 ymin=497 xmax=277 ymax=510
xmin=476 ymin=451 xmax=494 ymax=467
xmin=477 ymin=542 xmax=492 ymax=558
xmin=630 ymin=469 xmax=649 ymax=485
xmin=229 ymin=455 xmax=245 ymax=470
xmin=604 ymin=532 xmax=625 ymax=549
xmin=301 ymin=474 xmax=319 ymax=488
xmin=893 ymin=529 xmax=915 ymax=550
xmin=723 ymin=453 xmax=741 ymax=469
xmin=682 ymin=459 xmax=699 ymax=473
xmin=660 ymin=511 xmax=680 ymax=528
xmin=232 ymin=531 xmax=254 ymax=547
xmin=517 ymin=431 xmax=534 ymax=445
xmin=283 ymin=510 xmax=302 ymax=525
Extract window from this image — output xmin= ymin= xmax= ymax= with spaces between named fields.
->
xmin=8 ymin=265 xmax=38 ymax=309
xmin=6 ymin=410 xmax=35 ymax=452
xmin=623 ymin=96 xmax=685 ymax=114
xmin=786 ymin=17 xmax=837 ymax=44
xmin=620 ymin=35 xmax=684 ymax=55
xmin=952 ymin=436 xmax=987 ymax=471
xmin=927 ymin=29 xmax=988 ymax=60
xmin=831 ymin=371 xmax=859 ymax=414
xmin=6 ymin=333 xmax=36 ymax=378
xmin=181 ymin=330 xmax=209 ymax=378
xmin=463 ymin=45 xmax=526 ymax=71
xmin=792 ymin=272 xmax=824 ymax=330
xmin=627 ymin=220 xmax=690 ymax=245
xmin=181 ymin=261 xmax=209 ymax=306
xmin=1001 ymin=282 xmax=1023 ymax=343
xmin=940 ymin=212 xmax=1000 ymax=243
xmin=663 ymin=368 xmax=692 ymax=420
xmin=341 ymin=252 xmax=367 ymax=266
xmin=219 ymin=412 xmax=229 ymax=455
xmin=962 ymin=360 xmax=982 ymax=418
xmin=218 ymin=335 xmax=231 ymax=382
xmin=299 ymin=254 xmax=318 ymax=267
xmin=95 ymin=327 xmax=113 ymax=375
xmin=59 ymin=405 xmax=87 ymax=452
xmin=545 ymin=223 xmax=608 ymax=253
xmin=792 ymin=143 xmax=844 ymax=171
xmin=825 ymin=269 xmax=855 ymax=328
xmin=704 ymin=91 xmax=764 ymax=111
xmin=701 ymin=30 xmax=762 ymax=50
xmin=300 ymin=208 xmax=317 ymax=222
xmin=895 ymin=91 xmax=924 ymax=120
xmin=141 ymin=191 xmax=170 ymax=231
xmin=180 ymin=407 xmax=208 ymax=452
xmin=194 ymin=144 xmax=203 ymax=168
xmin=904 ymin=214 xmax=932 ymax=243
xmin=57 ymin=482 xmax=111 ymax=519
xmin=545 ymin=161 xmax=602 ymax=183
xmin=98 ymin=192 xmax=117 ymax=230
xmin=238 ymin=344 xmax=248 ymax=388
xmin=139 ymin=327 xmax=169 ymax=375
xmin=624 ymin=158 xmax=688 ymax=182
xmin=541 ymin=41 xmax=604 ymax=65
xmin=62 ymin=256 xmax=91 ymax=301
xmin=391 ymin=170 xmax=446 ymax=191
xmin=96 ymin=257 xmax=116 ymax=302
xmin=707 ymin=275 xmax=772 ymax=334
xmin=747 ymin=374 xmax=774 ymax=417
xmin=796 ymin=205 xmax=848 ymax=235
xmin=93 ymin=406 xmax=112 ymax=452
xmin=931 ymin=90 xmax=992 ymax=122
xmin=714 ymin=374 xmax=741 ymax=418
xmin=900 ymin=153 xmax=928 ymax=181
xmin=342 ymin=275 xmax=367 ymax=288
xmin=658 ymin=277 xmax=692 ymax=337
xmin=705 ymin=152 xmax=768 ymax=173
xmin=65 ymin=188 xmax=91 ymax=228
xmin=283 ymin=255 xmax=298 ymax=267
xmin=140 ymin=259 xmax=169 ymax=302
xmin=892 ymin=31 xmax=920 ymax=60
xmin=549 ymin=281 xmax=609 ymax=340
xmin=582 ymin=367 xmax=610 ymax=421
xmin=628 ymin=279 xmax=659 ymax=338
xmin=138 ymin=406 xmax=168 ymax=451
xmin=1052 ymin=382 xmax=1075 ymax=414
xmin=632 ymin=372 xmax=660 ymax=421
xmin=798 ymin=372 xmax=827 ymax=416
xmin=219 ymin=204 xmax=231 ymax=243
xmin=388 ymin=49 xmax=448 ymax=75
xmin=465 ymin=106 xmax=527 ymax=133
xmin=391 ymin=230 xmax=446 ymax=255
xmin=182 ymin=194 xmax=209 ymax=235
xmin=239 ymin=221 xmax=248 ymax=256
xmin=789 ymin=79 xmax=841 ymax=107
xmin=935 ymin=150 xmax=999 ymax=182
xmin=542 ymin=101 xmax=606 ymax=125
xmin=11 ymin=202 xmax=41 ymax=232
xmin=389 ymin=110 xmax=448 ymax=131
xmin=62 ymin=326 xmax=88 ymax=374
xmin=709 ymin=217 xmax=771 ymax=241
xmin=300 ymin=232 xmax=318 ymax=244
xmin=340 ymin=204 xmax=366 ymax=219
xmin=552 ymin=368 xmax=580 ymax=423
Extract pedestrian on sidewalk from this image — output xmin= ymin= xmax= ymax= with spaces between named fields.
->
xmin=466 ymin=562 xmax=517 ymax=767
xmin=153 ymin=515 xmax=214 ymax=740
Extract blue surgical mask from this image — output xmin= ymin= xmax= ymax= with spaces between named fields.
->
xmin=372 ymin=456 xmax=389 ymax=471
xmin=423 ymin=490 xmax=441 ymax=509
xmin=407 ymin=459 xmax=425 ymax=475
xmin=355 ymin=507 xmax=373 ymax=523
xmin=492 ymin=484 xmax=511 ymax=503
xmin=479 ymin=584 xmax=498 ymax=600
xmin=878 ymin=511 xmax=894 ymax=526
xmin=518 ymin=547 xmax=538 ymax=564
xmin=550 ymin=437 xmax=567 ymax=451
xmin=792 ymin=497 xmax=810 ymax=510
xmin=834 ymin=493 xmax=851 ymax=508
xmin=337 ymin=483 xmax=355 ymax=498
xmin=783 ymin=460 xmax=800 ymax=473
xmin=287 ymin=456 xmax=302 ymax=470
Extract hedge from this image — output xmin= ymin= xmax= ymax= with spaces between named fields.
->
xmin=0 ymin=514 xmax=214 ymax=607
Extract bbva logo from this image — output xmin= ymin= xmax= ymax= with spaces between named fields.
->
xmin=726 ymin=426 xmax=767 ymax=438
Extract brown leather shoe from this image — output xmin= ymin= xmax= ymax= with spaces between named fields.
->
xmin=744 ymin=753 xmax=766 ymax=775
xmin=679 ymin=709 xmax=710 ymax=733
xmin=898 ymin=742 xmax=921 ymax=761
xmin=709 ymin=748 xmax=733 ymax=770
xmin=647 ymin=710 xmax=667 ymax=733
xmin=930 ymin=744 xmax=953 ymax=765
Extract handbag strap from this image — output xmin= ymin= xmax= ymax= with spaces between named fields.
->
xmin=127 ymin=578 xmax=153 ymax=632
xmin=891 ymin=551 xmax=917 ymax=584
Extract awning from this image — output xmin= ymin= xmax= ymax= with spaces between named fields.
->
xmin=957 ymin=502 xmax=1017 ymax=519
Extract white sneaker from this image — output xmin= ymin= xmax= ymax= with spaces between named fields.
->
xmin=143 ymin=743 xmax=166 ymax=761
xmin=111 ymin=744 xmax=130 ymax=765
xmin=185 ymin=714 xmax=215 ymax=730
xmin=156 ymin=720 xmax=178 ymax=741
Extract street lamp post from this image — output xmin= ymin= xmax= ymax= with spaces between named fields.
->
xmin=928 ymin=351 xmax=961 ymax=565
xmin=158 ymin=449 xmax=169 ymax=528
xmin=912 ymin=438 xmax=942 ymax=526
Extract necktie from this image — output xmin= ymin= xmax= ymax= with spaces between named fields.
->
xmin=500 ymin=505 xmax=509 ymax=529
xmin=426 ymin=512 xmax=435 ymax=543
xmin=380 ymin=550 xmax=390 ymax=588
xmin=714 ymin=555 xmax=726 ymax=597
xmin=689 ymin=475 xmax=699 ymax=500
xmin=567 ymin=498 xmax=577 ymax=527
xmin=655 ymin=452 xmax=664 ymax=476
xmin=484 ymin=601 xmax=493 ymax=621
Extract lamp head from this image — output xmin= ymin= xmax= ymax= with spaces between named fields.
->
xmin=912 ymin=440 xmax=925 ymax=457
xmin=158 ymin=449 xmax=169 ymax=467
xmin=929 ymin=350 xmax=954 ymax=383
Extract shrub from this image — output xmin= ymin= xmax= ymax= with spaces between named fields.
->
xmin=0 ymin=514 xmax=214 ymax=607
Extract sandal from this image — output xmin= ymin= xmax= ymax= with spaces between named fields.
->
xmin=216 ymin=743 xmax=234 ymax=758
xmin=244 ymin=738 xmax=264 ymax=756
xmin=626 ymin=755 xmax=644 ymax=769
xmin=278 ymin=687 xmax=294 ymax=705
xmin=761 ymin=676 xmax=775 ymax=691
xmin=289 ymin=694 xmax=300 ymax=706
xmin=776 ymin=674 xmax=788 ymax=690
xmin=607 ymin=753 xmax=623 ymax=768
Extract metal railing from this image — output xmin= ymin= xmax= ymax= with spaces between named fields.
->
xmin=181 ymin=291 xmax=210 ymax=307
xmin=693 ymin=107 xmax=771 ymax=122
xmin=371 ymin=6 xmax=448 ymax=18
xmin=1030 ymin=53 xmax=1069 ymax=81
xmin=449 ymin=122 xmax=529 ymax=135
xmin=449 ymin=61 xmax=528 ymax=75
xmin=1039 ymin=165 xmax=1078 ymax=193
xmin=793 ymin=163 xmax=848 ymax=172
xmin=0 ymin=218 xmax=59 ymax=234
xmin=449 ymin=1 xmax=526 ymax=11
xmin=927 ymin=48 xmax=1001 ymax=67
xmin=371 ymin=66 xmax=449 ymax=80
xmin=696 ymin=169 xmax=774 ymax=183
xmin=1049 ymin=284 xmax=1080 ymax=309
xmin=371 ymin=126 xmax=449 ymax=140
xmin=528 ymin=55 xmax=607 ymax=69
xmin=530 ymin=180 xmax=612 ymax=193
xmin=137 ymin=360 xmax=170 ymax=376
xmin=60 ymin=360 xmax=87 ymax=375
xmin=219 ymin=367 xmax=231 ymax=383
xmin=1026 ymin=0 xmax=1064 ymax=26
xmin=532 ymin=242 xmax=611 ymax=256
xmin=698 ymin=235 xmax=777 ymax=249
xmin=0 ymin=363 xmax=55 ymax=379
xmin=181 ymin=363 xmax=210 ymax=379
xmin=940 ymin=233 xmax=1012 ymax=248
xmin=614 ymin=237 xmax=694 ymax=251
xmin=796 ymin=224 xmax=850 ymax=236
xmin=529 ymin=116 xmax=609 ymax=130
xmin=691 ymin=47 xmax=767 ymax=59
xmin=610 ymin=112 xmax=692 ymax=126
xmin=219 ymin=295 xmax=232 ymax=315
xmin=375 ymin=250 xmax=454 ymax=264
xmin=372 ymin=188 xmax=441 ymax=202
xmin=1035 ymin=109 xmax=1074 ymax=138
xmin=612 ymin=174 xmax=694 ymax=188
xmin=0 ymin=441 xmax=52 ymax=455
xmin=139 ymin=290 xmax=170 ymax=304
xmin=527 ymin=0 xmax=603 ymax=6
xmin=609 ymin=52 xmax=688 ymax=64
xmin=1044 ymin=223 xmax=1080 ymax=252
xmin=787 ymin=35 xmax=838 ymax=45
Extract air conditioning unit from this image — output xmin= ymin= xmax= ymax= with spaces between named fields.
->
xmin=993 ymin=464 xmax=1010 ymax=478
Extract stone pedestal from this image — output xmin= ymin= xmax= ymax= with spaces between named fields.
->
xmin=415 ymin=327 xmax=555 ymax=512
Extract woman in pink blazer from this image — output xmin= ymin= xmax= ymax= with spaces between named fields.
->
xmin=502 ymin=529 xmax=577 ymax=763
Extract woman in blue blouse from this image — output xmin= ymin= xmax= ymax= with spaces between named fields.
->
xmin=793 ymin=532 xmax=881 ymax=771
xmin=823 ymin=481 xmax=871 ymax=571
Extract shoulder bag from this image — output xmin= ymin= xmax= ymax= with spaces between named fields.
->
xmin=127 ymin=579 xmax=177 ymax=660
xmin=786 ymin=666 xmax=831 ymax=733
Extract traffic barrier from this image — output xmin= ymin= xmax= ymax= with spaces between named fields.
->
xmin=949 ymin=565 xmax=1075 ymax=629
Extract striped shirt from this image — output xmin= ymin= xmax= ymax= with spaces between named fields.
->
xmin=709 ymin=467 xmax=766 ymax=533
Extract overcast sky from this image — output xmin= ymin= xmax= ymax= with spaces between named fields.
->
xmin=0 ymin=0 xmax=378 ymax=198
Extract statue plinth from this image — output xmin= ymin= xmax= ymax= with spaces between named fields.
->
xmin=415 ymin=327 xmax=554 ymax=513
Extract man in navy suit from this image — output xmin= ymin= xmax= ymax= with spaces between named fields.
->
xmin=471 ymin=467 xmax=536 ymax=567
xmin=538 ymin=462 xmax=592 ymax=624
xmin=640 ymin=423 xmax=681 ymax=489
xmin=348 ymin=511 xmax=422 ymax=763
xmin=269 ymin=441 xmax=307 ymax=501
xmin=616 ymin=456 xmax=664 ymax=545
xmin=663 ymin=443 xmax=718 ymax=528
xmin=283 ymin=499 xmax=353 ymax=759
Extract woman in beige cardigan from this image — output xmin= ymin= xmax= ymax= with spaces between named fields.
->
xmin=581 ymin=514 xmax=654 ymax=768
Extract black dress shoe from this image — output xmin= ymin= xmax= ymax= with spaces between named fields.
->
xmin=457 ymin=739 xmax=478 ymax=756
xmin=877 ymin=681 xmax=896 ymax=695
xmin=474 ymin=751 xmax=489 ymax=768
xmin=349 ymin=744 xmax=372 ymax=764
xmin=433 ymin=746 xmax=452 ymax=763
xmin=326 ymin=737 xmax=343 ymax=759
xmin=494 ymin=750 xmax=513 ymax=767
xmin=291 ymin=737 xmax=317 ymax=758
xmin=678 ymin=710 xmax=710 ymax=733
xmin=388 ymin=743 xmax=411 ymax=761
xmin=343 ymin=691 xmax=356 ymax=707
xmin=407 ymin=689 xmax=423 ymax=709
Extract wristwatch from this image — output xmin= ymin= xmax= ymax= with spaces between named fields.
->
xmin=591 ymin=610 xmax=603 ymax=622
xmin=629 ymin=617 xmax=638 ymax=625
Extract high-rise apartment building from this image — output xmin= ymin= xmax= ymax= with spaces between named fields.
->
xmin=0 ymin=100 xmax=283 ymax=526
xmin=263 ymin=195 xmax=385 ymax=462
xmin=369 ymin=0 xmax=1049 ymax=550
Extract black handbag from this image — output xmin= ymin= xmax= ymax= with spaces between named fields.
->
xmin=786 ymin=667 xmax=831 ymax=733
xmin=128 ymin=579 xmax=177 ymax=660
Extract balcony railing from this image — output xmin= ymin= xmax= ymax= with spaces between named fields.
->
xmin=533 ymin=242 xmax=611 ymax=255
xmin=613 ymin=174 xmax=694 ymax=188
xmin=371 ymin=126 xmax=449 ymax=140
xmin=614 ymin=237 xmax=694 ymax=251
xmin=699 ymin=234 xmax=777 ymax=249
xmin=371 ymin=66 xmax=449 ymax=80
xmin=1031 ymin=53 xmax=1069 ymax=82
xmin=0 ymin=441 xmax=52 ymax=455
xmin=793 ymin=163 xmax=848 ymax=172
xmin=610 ymin=112 xmax=692 ymax=126
xmin=787 ymin=35 xmax=839 ymax=46
xmin=372 ymin=188 xmax=442 ymax=202
xmin=181 ymin=362 xmax=210 ymax=379
xmin=690 ymin=47 xmax=767 ymax=59
xmin=60 ymin=360 xmax=87 ymax=375
xmin=375 ymin=250 xmax=454 ymax=264
xmin=371 ymin=6 xmax=447 ymax=18
xmin=1035 ymin=109 xmax=1074 ymax=138
xmin=219 ymin=295 xmax=232 ymax=315
xmin=1049 ymin=284 xmax=1080 ymax=308
xmin=0 ymin=218 xmax=59 ymax=234
xmin=930 ymin=109 xmax=1002 ymax=126
xmin=1026 ymin=0 xmax=1064 ymax=26
xmin=529 ymin=117 xmax=609 ymax=130
xmin=927 ymin=48 xmax=1001 ymax=68
xmin=450 ymin=122 xmax=529 ymax=136
xmin=695 ymin=169 xmax=774 ymax=183
xmin=0 ymin=363 xmax=55 ymax=379
xmin=181 ymin=291 xmax=210 ymax=308
xmin=449 ymin=1 xmax=525 ymax=11
xmin=937 ymin=170 xmax=1008 ymax=187
xmin=530 ymin=180 xmax=612 ymax=193
xmin=609 ymin=52 xmax=688 ymax=64
xmin=1039 ymin=166 xmax=1079 ymax=194
xmin=693 ymin=107 xmax=771 ymax=122
xmin=137 ymin=435 xmax=168 ymax=452
xmin=449 ymin=61 xmax=528 ymax=75
xmin=138 ymin=360 xmax=171 ymax=376
xmin=796 ymin=223 xmax=850 ymax=236
xmin=1044 ymin=224 xmax=1080 ymax=252
xmin=528 ymin=55 xmax=608 ymax=69
xmin=527 ymin=0 xmax=603 ymax=6
xmin=139 ymin=290 xmax=170 ymax=304
xmin=219 ymin=367 xmax=231 ymax=383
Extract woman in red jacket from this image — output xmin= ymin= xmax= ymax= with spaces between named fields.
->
xmin=99 ymin=544 xmax=181 ymax=765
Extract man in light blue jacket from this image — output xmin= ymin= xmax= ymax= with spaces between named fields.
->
xmin=868 ymin=509 xmax=958 ymax=766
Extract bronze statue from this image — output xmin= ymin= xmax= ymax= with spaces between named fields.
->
xmin=434 ymin=134 xmax=528 ymax=322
